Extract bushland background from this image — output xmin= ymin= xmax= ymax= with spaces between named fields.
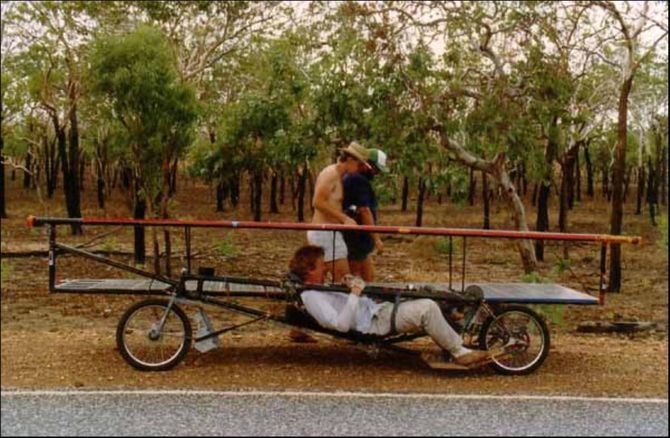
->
xmin=1 ymin=1 xmax=668 ymax=396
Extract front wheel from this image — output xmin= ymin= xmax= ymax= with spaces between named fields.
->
xmin=478 ymin=305 xmax=550 ymax=375
xmin=116 ymin=299 xmax=192 ymax=371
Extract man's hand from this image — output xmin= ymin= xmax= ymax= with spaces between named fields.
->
xmin=342 ymin=274 xmax=366 ymax=296
xmin=343 ymin=216 xmax=357 ymax=226
xmin=374 ymin=237 xmax=384 ymax=255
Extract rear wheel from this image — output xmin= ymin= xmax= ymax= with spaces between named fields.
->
xmin=478 ymin=305 xmax=550 ymax=375
xmin=116 ymin=299 xmax=192 ymax=371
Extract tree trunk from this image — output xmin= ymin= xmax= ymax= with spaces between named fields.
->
xmin=96 ymin=156 xmax=106 ymax=210
xmin=270 ymin=171 xmax=279 ymax=214
xmin=297 ymin=165 xmax=307 ymax=222
xmin=647 ymin=157 xmax=659 ymax=226
xmin=559 ymin=164 xmax=569 ymax=233
xmin=416 ymin=176 xmax=426 ymax=227
xmin=0 ymin=134 xmax=6 ymax=218
xmin=584 ymin=145 xmax=594 ymax=198
xmin=253 ymin=169 xmax=263 ymax=221
xmin=94 ymin=140 xmax=106 ymax=210
xmin=535 ymin=183 xmax=550 ymax=262
xmin=216 ymin=180 xmax=227 ymax=212
xmin=55 ymin=118 xmax=81 ymax=235
xmin=68 ymin=96 xmax=82 ymax=234
xmin=111 ymin=166 xmax=118 ymax=189
xmin=164 ymin=229 xmax=171 ymax=278
xmin=635 ymin=166 xmax=645 ymax=215
xmin=249 ymin=173 xmax=255 ymax=213
xmin=575 ymin=148 xmax=581 ymax=203
xmin=168 ymin=157 xmax=178 ymax=196
xmin=436 ymin=132 xmax=537 ymax=272
xmin=23 ymin=154 xmax=32 ymax=189
xmin=79 ymin=155 xmax=86 ymax=192
xmin=660 ymin=145 xmax=667 ymax=207
xmin=32 ymin=160 xmax=39 ymax=190
xmin=152 ymin=228 xmax=161 ymax=276
xmin=602 ymin=170 xmax=609 ymax=200
xmin=608 ymin=76 xmax=634 ymax=293
xmin=230 ymin=173 xmax=240 ymax=208
xmin=401 ymin=175 xmax=409 ymax=212
xmin=535 ymin=126 xmax=558 ymax=262
xmin=133 ymin=190 xmax=146 ymax=265
xmin=482 ymin=170 xmax=490 ymax=229
xmin=566 ymin=158 xmax=575 ymax=210
xmin=532 ymin=183 xmax=538 ymax=207
xmin=97 ymin=175 xmax=105 ymax=209
xmin=623 ymin=167 xmax=631 ymax=203
xmin=279 ymin=168 xmax=285 ymax=205
xmin=307 ymin=169 xmax=315 ymax=214
xmin=47 ymin=137 xmax=58 ymax=198
xmin=559 ymin=143 xmax=579 ymax=231
xmin=468 ymin=167 xmax=476 ymax=206
xmin=289 ymin=172 xmax=296 ymax=212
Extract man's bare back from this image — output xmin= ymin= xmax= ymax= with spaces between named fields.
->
xmin=312 ymin=164 xmax=347 ymax=225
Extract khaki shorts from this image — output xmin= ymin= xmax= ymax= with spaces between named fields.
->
xmin=307 ymin=230 xmax=348 ymax=262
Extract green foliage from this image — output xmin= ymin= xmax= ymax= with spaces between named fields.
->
xmin=214 ymin=235 xmax=237 ymax=258
xmin=532 ymin=304 xmax=566 ymax=328
xmin=435 ymin=237 xmax=459 ymax=255
xmin=522 ymin=267 xmax=565 ymax=327
xmin=100 ymin=237 xmax=117 ymax=253
xmin=1 ymin=260 xmax=12 ymax=285
xmin=88 ymin=25 xmax=199 ymax=213
xmin=371 ymin=174 xmax=396 ymax=207
xmin=553 ymin=257 xmax=571 ymax=275
xmin=520 ymin=271 xmax=548 ymax=284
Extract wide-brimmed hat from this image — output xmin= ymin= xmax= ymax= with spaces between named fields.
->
xmin=339 ymin=141 xmax=370 ymax=162
xmin=367 ymin=148 xmax=389 ymax=173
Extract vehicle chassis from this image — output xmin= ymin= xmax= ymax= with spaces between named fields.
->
xmin=29 ymin=216 xmax=638 ymax=376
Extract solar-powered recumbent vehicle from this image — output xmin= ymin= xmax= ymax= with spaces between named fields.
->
xmin=27 ymin=216 xmax=640 ymax=376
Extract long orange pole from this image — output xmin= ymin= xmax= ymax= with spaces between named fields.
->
xmin=27 ymin=215 xmax=641 ymax=245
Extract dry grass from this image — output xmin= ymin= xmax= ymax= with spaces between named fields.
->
xmin=1 ymin=175 xmax=667 ymax=395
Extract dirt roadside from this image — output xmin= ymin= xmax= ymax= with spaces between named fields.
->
xmin=1 ymin=182 xmax=668 ymax=397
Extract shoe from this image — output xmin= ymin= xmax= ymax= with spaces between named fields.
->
xmin=453 ymin=349 xmax=492 ymax=366
xmin=288 ymin=329 xmax=317 ymax=343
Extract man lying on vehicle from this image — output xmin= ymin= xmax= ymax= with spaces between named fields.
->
xmin=288 ymin=245 xmax=494 ymax=367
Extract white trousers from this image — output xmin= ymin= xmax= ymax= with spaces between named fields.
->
xmin=368 ymin=299 xmax=463 ymax=353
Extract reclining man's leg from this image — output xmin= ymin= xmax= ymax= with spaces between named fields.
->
xmin=391 ymin=299 xmax=491 ymax=366
xmin=394 ymin=299 xmax=463 ymax=352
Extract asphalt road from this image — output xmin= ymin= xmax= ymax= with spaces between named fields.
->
xmin=1 ymin=390 xmax=667 ymax=436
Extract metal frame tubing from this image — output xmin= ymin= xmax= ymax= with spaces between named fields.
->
xmin=27 ymin=216 xmax=642 ymax=245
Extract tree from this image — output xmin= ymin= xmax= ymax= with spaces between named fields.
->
xmin=3 ymin=1 xmax=100 ymax=234
xmin=88 ymin=25 xmax=199 ymax=270
xmin=587 ymin=0 xmax=668 ymax=291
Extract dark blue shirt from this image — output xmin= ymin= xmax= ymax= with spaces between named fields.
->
xmin=342 ymin=173 xmax=377 ymax=261
xmin=343 ymin=173 xmax=377 ymax=222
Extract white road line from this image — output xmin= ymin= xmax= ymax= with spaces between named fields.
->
xmin=1 ymin=389 xmax=667 ymax=404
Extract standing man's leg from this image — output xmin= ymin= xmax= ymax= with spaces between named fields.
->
xmin=349 ymin=257 xmax=374 ymax=282
xmin=308 ymin=230 xmax=350 ymax=283
xmin=330 ymin=259 xmax=350 ymax=283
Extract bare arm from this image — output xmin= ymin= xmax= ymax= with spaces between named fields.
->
xmin=313 ymin=181 xmax=356 ymax=225
xmin=358 ymin=207 xmax=384 ymax=254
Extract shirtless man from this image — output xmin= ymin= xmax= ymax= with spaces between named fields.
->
xmin=308 ymin=141 xmax=371 ymax=283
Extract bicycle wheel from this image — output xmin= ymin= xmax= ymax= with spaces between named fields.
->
xmin=116 ymin=299 xmax=192 ymax=371
xmin=478 ymin=305 xmax=550 ymax=375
